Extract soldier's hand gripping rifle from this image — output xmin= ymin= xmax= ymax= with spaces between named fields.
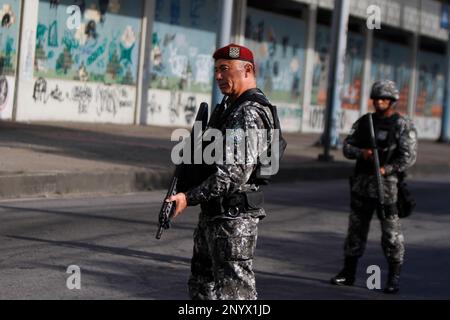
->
xmin=156 ymin=102 xmax=209 ymax=240
xmin=368 ymin=113 xmax=385 ymax=219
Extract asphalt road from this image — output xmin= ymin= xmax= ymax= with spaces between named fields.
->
xmin=0 ymin=176 xmax=449 ymax=300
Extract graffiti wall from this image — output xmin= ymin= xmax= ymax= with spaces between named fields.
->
xmin=0 ymin=0 xmax=21 ymax=120
xmin=17 ymin=0 xmax=143 ymax=123
xmin=245 ymin=7 xmax=306 ymax=132
xmin=304 ymin=26 xmax=363 ymax=133
xmin=414 ymin=50 xmax=445 ymax=139
xmin=310 ymin=24 xmax=330 ymax=110
xmin=343 ymin=32 xmax=364 ymax=111
xmin=371 ymin=39 xmax=411 ymax=115
xmin=146 ymin=0 xmax=218 ymax=127
xmin=35 ymin=0 xmax=142 ymax=85
xmin=21 ymin=78 xmax=135 ymax=122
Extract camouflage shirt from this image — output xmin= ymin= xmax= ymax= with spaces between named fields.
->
xmin=343 ymin=112 xmax=418 ymax=202
xmin=185 ymin=92 xmax=275 ymax=214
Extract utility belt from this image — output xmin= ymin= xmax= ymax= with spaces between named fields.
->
xmin=201 ymin=190 xmax=265 ymax=218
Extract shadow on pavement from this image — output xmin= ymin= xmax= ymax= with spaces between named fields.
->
xmin=0 ymin=122 xmax=174 ymax=169
xmin=6 ymin=235 xmax=191 ymax=266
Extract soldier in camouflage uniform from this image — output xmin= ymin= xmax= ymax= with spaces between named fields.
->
xmin=330 ymin=80 xmax=418 ymax=294
xmin=168 ymin=44 xmax=282 ymax=300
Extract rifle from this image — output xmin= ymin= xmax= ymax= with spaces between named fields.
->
xmin=368 ymin=113 xmax=385 ymax=218
xmin=156 ymin=102 xmax=209 ymax=240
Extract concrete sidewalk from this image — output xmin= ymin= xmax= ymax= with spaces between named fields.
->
xmin=1 ymin=120 xmax=449 ymax=199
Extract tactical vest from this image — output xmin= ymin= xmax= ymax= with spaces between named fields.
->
xmin=196 ymin=88 xmax=286 ymax=217
xmin=237 ymin=89 xmax=287 ymax=185
xmin=355 ymin=113 xmax=400 ymax=175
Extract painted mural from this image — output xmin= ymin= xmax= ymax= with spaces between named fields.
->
xmin=343 ymin=32 xmax=364 ymax=111
xmin=35 ymin=0 xmax=143 ymax=85
xmin=414 ymin=50 xmax=445 ymax=139
xmin=416 ymin=50 xmax=445 ymax=118
xmin=147 ymin=0 xmax=218 ymax=127
xmin=16 ymin=0 xmax=142 ymax=124
xmin=311 ymin=26 xmax=364 ymax=110
xmin=371 ymin=39 xmax=411 ymax=115
xmin=311 ymin=24 xmax=330 ymax=109
xmin=0 ymin=0 xmax=19 ymax=76
xmin=0 ymin=0 xmax=21 ymax=119
xmin=306 ymin=26 xmax=363 ymax=133
xmin=245 ymin=7 xmax=306 ymax=132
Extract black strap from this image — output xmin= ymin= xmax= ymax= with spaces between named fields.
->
xmin=208 ymin=97 xmax=227 ymax=129
xmin=383 ymin=113 xmax=400 ymax=165
xmin=210 ymin=89 xmax=286 ymax=186
xmin=361 ymin=112 xmax=399 ymax=163
xmin=217 ymin=88 xmax=266 ymax=126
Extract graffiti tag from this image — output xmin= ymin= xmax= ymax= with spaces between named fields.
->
xmin=0 ymin=76 xmax=8 ymax=110
xmin=72 ymin=85 xmax=93 ymax=114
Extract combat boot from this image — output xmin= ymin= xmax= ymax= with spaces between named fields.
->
xmin=330 ymin=256 xmax=358 ymax=286
xmin=384 ymin=263 xmax=401 ymax=294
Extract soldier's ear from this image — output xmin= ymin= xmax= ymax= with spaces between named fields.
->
xmin=244 ymin=63 xmax=254 ymax=77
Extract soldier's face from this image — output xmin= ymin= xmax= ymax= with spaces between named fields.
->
xmin=373 ymin=98 xmax=392 ymax=113
xmin=214 ymin=59 xmax=247 ymax=97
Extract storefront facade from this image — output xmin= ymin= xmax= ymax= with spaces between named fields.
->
xmin=1 ymin=0 xmax=448 ymax=139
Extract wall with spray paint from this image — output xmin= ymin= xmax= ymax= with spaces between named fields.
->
xmin=371 ymin=39 xmax=411 ymax=115
xmin=146 ymin=0 xmax=218 ymax=127
xmin=414 ymin=50 xmax=445 ymax=139
xmin=304 ymin=25 xmax=363 ymax=134
xmin=342 ymin=32 xmax=364 ymax=111
xmin=310 ymin=24 xmax=330 ymax=110
xmin=35 ymin=0 xmax=142 ymax=85
xmin=245 ymin=7 xmax=306 ymax=132
xmin=7 ymin=0 xmax=448 ymax=140
xmin=0 ymin=0 xmax=21 ymax=120
xmin=16 ymin=0 xmax=143 ymax=123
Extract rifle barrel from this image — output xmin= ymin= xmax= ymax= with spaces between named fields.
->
xmin=155 ymin=103 xmax=209 ymax=239
xmin=368 ymin=114 xmax=385 ymax=206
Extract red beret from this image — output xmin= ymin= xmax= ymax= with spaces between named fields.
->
xmin=213 ymin=43 xmax=254 ymax=64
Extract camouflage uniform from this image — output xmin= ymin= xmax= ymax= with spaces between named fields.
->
xmin=185 ymin=89 xmax=275 ymax=300
xmin=342 ymin=81 xmax=418 ymax=265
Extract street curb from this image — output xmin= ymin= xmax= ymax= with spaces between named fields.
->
xmin=0 ymin=169 xmax=174 ymax=200
xmin=0 ymin=165 xmax=351 ymax=200
xmin=0 ymin=162 xmax=446 ymax=200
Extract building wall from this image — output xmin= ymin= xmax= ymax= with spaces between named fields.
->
xmin=245 ymin=7 xmax=306 ymax=133
xmin=303 ymin=25 xmax=362 ymax=134
xmin=303 ymin=0 xmax=449 ymax=40
xmin=293 ymin=0 xmax=446 ymax=139
xmin=4 ymin=0 xmax=450 ymax=140
xmin=415 ymin=49 xmax=445 ymax=139
xmin=16 ymin=0 xmax=143 ymax=124
xmin=370 ymin=38 xmax=412 ymax=116
xmin=0 ymin=0 xmax=21 ymax=120
xmin=146 ymin=0 xmax=218 ymax=127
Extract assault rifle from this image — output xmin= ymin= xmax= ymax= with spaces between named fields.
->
xmin=156 ymin=102 xmax=209 ymax=239
xmin=368 ymin=113 xmax=385 ymax=219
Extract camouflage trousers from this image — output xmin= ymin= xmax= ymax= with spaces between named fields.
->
xmin=188 ymin=212 xmax=259 ymax=300
xmin=344 ymin=195 xmax=405 ymax=264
